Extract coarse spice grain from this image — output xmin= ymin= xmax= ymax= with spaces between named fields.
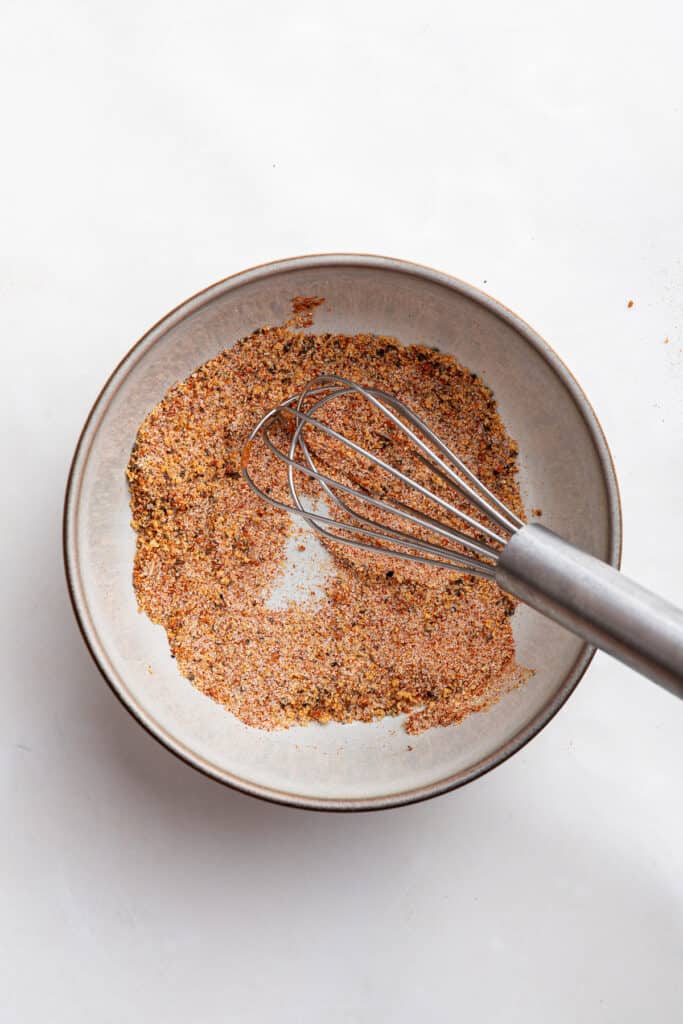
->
xmin=127 ymin=304 xmax=532 ymax=733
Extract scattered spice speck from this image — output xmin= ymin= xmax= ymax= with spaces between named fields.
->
xmin=627 ymin=299 xmax=634 ymax=309
xmin=288 ymin=296 xmax=325 ymax=328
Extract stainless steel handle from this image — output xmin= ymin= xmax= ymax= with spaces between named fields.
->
xmin=496 ymin=524 xmax=683 ymax=697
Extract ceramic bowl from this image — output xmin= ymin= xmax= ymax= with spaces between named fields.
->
xmin=64 ymin=255 xmax=621 ymax=810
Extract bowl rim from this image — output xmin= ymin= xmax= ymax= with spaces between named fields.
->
xmin=63 ymin=253 xmax=623 ymax=812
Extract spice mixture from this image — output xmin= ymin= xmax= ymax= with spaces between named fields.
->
xmin=127 ymin=303 xmax=531 ymax=733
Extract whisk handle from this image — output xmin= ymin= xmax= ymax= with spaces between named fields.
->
xmin=496 ymin=524 xmax=683 ymax=697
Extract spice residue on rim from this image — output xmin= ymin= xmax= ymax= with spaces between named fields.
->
xmin=288 ymin=295 xmax=325 ymax=327
xmin=127 ymin=303 xmax=531 ymax=733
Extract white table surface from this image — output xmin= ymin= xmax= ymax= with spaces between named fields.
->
xmin=2 ymin=2 xmax=682 ymax=1021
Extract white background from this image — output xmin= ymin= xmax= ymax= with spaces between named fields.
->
xmin=2 ymin=2 xmax=682 ymax=1021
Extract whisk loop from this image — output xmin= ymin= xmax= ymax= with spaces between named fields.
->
xmin=241 ymin=374 xmax=523 ymax=580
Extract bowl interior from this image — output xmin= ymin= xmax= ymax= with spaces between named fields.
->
xmin=66 ymin=257 xmax=620 ymax=809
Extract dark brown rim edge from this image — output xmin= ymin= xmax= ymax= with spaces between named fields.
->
xmin=63 ymin=253 xmax=623 ymax=813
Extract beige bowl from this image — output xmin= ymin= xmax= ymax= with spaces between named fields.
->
xmin=64 ymin=255 xmax=621 ymax=810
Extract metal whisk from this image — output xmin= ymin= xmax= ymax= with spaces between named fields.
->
xmin=242 ymin=374 xmax=683 ymax=696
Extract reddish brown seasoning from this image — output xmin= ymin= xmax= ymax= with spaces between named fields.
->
xmin=127 ymin=316 xmax=531 ymax=733
xmin=288 ymin=296 xmax=325 ymax=327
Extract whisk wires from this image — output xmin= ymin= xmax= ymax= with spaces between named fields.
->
xmin=241 ymin=375 xmax=523 ymax=580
